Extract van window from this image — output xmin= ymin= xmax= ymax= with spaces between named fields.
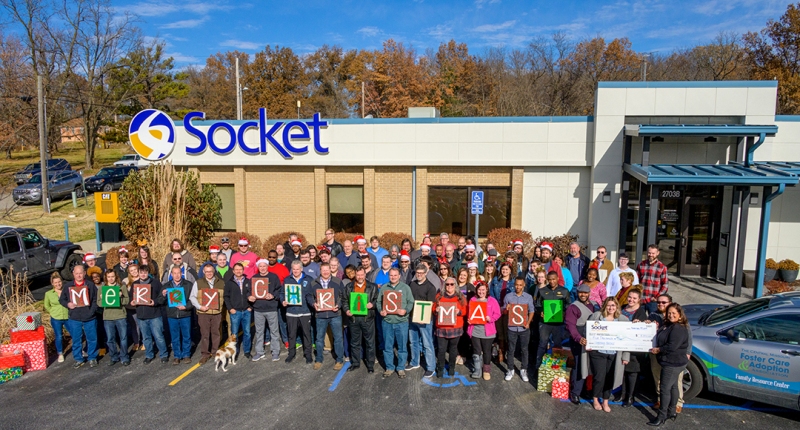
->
xmin=734 ymin=314 xmax=800 ymax=345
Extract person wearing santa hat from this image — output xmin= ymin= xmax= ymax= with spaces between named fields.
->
xmin=83 ymin=252 xmax=106 ymax=272
xmin=411 ymin=235 xmax=436 ymax=262
xmin=512 ymin=240 xmax=530 ymax=277
xmin=454 ymin=244 xmax=485 ymax=273
xmin=230 ymin=238 xmax=259 ymax=279
xmin=347 ymin=235 xmax=378 ymax=269
xmin=162 ymin=238 xmax=196 ymax=273
xmin=396 ymin=250 xmax=414 ymax=284
xmin=207 ymin=244 xmax=221 ymax=266
xmin=249 ymin=259 xmax=282 ymax=362
xmin=283 ymin=233 xmax=302 ymax=264
xmin=412 ymin=243 xmax=439 ymax=275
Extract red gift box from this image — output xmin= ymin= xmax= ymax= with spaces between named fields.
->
xmin=551 ymin=377 xmax=570 ymax=400
xmin=0 ymin=351 xmax=26 ymax=369
xmin=10 ymin=326 xmax=46 ymax=343
xmin=0 ymin=339 xmax=47 ymax=372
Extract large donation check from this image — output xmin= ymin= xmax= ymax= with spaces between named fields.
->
xmin=586 ymin=320 xmax=657 ymax=352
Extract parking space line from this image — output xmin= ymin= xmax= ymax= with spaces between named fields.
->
xmin=169 ymin=363 xmax=200 ymax=386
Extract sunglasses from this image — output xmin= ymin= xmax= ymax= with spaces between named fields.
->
xmin=445 ymin=282 xmax=455 ymax=286
xmin=173 ymin=258 xmax=181 ymax=261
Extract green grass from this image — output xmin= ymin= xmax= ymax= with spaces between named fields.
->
xmin=5 ymin=195 xmax=99 ymax=243
xmin=0 ymin=142 xmax=132 ymax=188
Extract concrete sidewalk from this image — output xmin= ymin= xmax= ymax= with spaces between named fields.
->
xmin=668 ymin=275 xmax=751 ymax=306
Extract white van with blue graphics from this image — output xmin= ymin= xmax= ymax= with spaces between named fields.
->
xmin=682 ymin=292 xmax=800 ymax=411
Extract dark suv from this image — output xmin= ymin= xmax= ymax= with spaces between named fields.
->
xmin=84 ymin=166 xmax=138 ymax=192
xmin=0 ymin=227 xmax=83 ymax=286
xmin=14 ymin=158 xmax=71 ymax=185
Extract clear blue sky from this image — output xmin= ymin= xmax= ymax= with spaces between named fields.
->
xmin=113 ymin=0 xmax=792 ymax=66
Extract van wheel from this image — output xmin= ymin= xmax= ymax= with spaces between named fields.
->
xmin=683 ymin=359 xmax=704 ymax=401
xmin=60 ymin=254 xmax=83 ymax=280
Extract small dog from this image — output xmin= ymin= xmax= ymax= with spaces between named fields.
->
xmin=214 ymin=342 xmax=237 ymax=372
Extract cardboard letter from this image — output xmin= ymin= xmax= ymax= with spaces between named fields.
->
xmin=166 ymin=287 xmax=186 ymax=307
xmin=437 ymin=302 xmax=457 ymax=326
xmin=285 ymin=284 xmax=302 ymax=306
xmin=132 ymin=283 xmax=151 ymax=305
xmin=508 ymin=304 xmax=528 ymax=327
xmin=411 ymin=301 xmax=433 ymax=324
xmin=252 ymin=277 xmax=269 ymax=299
xmin=543 ymin=299 xmax=564 ymax=323
xmin=382 ymin=290 xmax=402 ymax=315
xmin=201 ymin=289 xmax=219 ymax=310
xmin=349 ymin=292 xmax=368 ymax=316
xmin=316 ymin=288 xmax=335 ymax=311
xmin=69 ymin=285 xmax=89 ymax=307
xmin=100 ymin=285 xmax=120 ymax=308
xmin=468 ymin=301 xmax=488 ymax=325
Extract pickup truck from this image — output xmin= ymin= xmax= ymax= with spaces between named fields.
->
xmin=0 ymin=227 xmax=84 ymax=288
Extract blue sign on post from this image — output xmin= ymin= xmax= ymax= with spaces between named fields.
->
xmin=471 ymin=191 xmax=484 ymax=215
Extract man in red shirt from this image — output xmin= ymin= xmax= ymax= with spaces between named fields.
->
xmin=267 ymin=250 xmax=289 ymax=283
xmin=636 ymin=244 xmax=668 ymax=314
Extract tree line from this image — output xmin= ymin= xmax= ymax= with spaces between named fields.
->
xmin=2 ymin=1 xmax=800 ymax=168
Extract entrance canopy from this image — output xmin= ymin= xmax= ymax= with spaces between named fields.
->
xmin=624 ymin=163 xmax=799 ymax=186
xmin=624 ymin=124 xmax=778 ymax=137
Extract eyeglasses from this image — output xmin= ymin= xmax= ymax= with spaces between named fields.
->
xmin=172 ymin=258 xmax=181 ymax=261
xmin=445 ymin=282 xmax=455 ymax=286
xmin=657 ymin=301 xmax=670 ymax=304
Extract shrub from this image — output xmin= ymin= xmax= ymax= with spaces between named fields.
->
xmin=486 ymin=228 xmax=535 ymax=257
xmin=779 ymin=259 xmax=799 ymax=271
xmin=118 ymin=163 xmax=222 ymax=265
xmin=765 ymin=258 xmax=780 ymax=270
xmin=104 ymin=243 xmax=140 ymax=268
xmin=534 ymin=232 xmax=584 ymax=259
xmin=211 ymin=232 xmax=263 ymax=257
xmin=263 ymin=231 xmax=308 ymax=256
xmin=379 ymin=232 xmax=417 ymax=250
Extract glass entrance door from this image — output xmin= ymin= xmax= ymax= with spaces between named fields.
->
xmin=679 ymin=199 xmax=719 ymax=276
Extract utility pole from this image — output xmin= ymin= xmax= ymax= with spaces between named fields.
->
xmin=235 ymin=57 xmax=242 ymax=120
xmin=37 ymin=76 xmax=50 ymax=214
xmin=641 ymin=53 xmax=650 ymax=82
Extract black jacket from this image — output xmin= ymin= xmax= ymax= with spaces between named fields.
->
xmin=224 ymin=276 xmax=252 ymax=311
xmin=59 ymin=280 xmax=98 ymax=322
xmin=342 ymin=280 xmax=379 ymax=321
xmin=164 ymin=278 xmax=195 ymax=319
xmin=311 ymin=276 xmax=345 ymax=319
xmin=250 ymin=273 xmax=282 ymax=312
xmin=655 ymin=322 xmax=690 ymax=368
xmin=324 ymin=240 xmax=343 ymax=259
xmin=130 ymin=277 xmax=165 ymax=320
xmin=215 ymin=266 xmax=234 ymax=283
xmin=535 ymin=285 xmax=572 ymax=323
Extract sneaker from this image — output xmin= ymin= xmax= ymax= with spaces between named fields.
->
xmin=107 ymin=360 xmax=118 ymax=367
xmin=244 ymin=353 xmax=252 ymax=360
xmin=296 ymin=343 xmax=302 ymax=350
xmin=272 ymin=356 xmax=280 ymax=362
xmin=73 ymin=361 xmax=85 ymax=369
xmin=143 ymin=357 xmax=153 ymax=364
xmin=314 ymin=362 xmax=323 ymax=370
xmin=160 ymin=357 xmax=169 ymax=363
xmin=182 ymin=358 xmax=191 ymax=364
xmin=57 ymin=354 xmax=65 ymax=363
xmin=520 ymin=369 xmax=529 ymax=382
xmin=265 ymin=341 xmax=270 ymax=346
xmin=405 ymin=363 xmax=420 ymax=371
xmin=504 ymin=370 xmax=514 ymax=381
xmin=382 ymin=370 xmax=393 ymax=378
xmin=423 ymin=370 xmax=435 ymax=378
xmin=252 ymin=354 xmax=264 ymax=362
xmin=122 ymin=361 xmax=131 ymax=366
xmin=88 ymin=360 xmax=97 ymax=368
xmin=397 ymin=370 xmax=406 ymax=379
xmin=344 ymin=356 xmax=349 ymax=362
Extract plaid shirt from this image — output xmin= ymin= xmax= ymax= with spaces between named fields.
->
xmin=636 ymin=259 xmax=668 ymax=303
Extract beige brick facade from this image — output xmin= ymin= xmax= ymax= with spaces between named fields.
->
xmin=199 ymin=165 xmax=521 ymax=244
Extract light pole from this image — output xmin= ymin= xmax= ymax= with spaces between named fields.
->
xmin=37 ymin=75 xmax=50 ymax=214
xmin=297 ymin=100 xmax=301 ymax=119
xmin=235 ymin=57 xmax=242 ymax=120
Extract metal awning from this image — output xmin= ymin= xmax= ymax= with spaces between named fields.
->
xmin=624 ymin=124 xmax=778 ymax=137
xmin=730 ymin=161 xmax=800 ymax=175
xmin=623 ymin=163 xmax=799 ymax=186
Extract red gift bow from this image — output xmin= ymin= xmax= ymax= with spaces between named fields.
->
xmin=26 ymin=316 xmax=33 ymax=323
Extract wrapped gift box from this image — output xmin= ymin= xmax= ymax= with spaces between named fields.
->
xmin=0 ymin=367 xmax=23 ymax=384
xmin=10 ymin=326 xmax=46 ymax=343
xmin=0 ymin=340 xmax=47 ymax=372
xmin=0 ymin=351 xmax=26 ymax=369
xmin=551 ymin=377 xmax=569 ymax=399
xmin=16 ymin=312 xmax=42 ymax=330
xmin=537 ymin=366 xmax=570 ymax=392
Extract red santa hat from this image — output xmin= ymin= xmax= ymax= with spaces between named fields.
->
xmin=423 ymin=233 xmax=431 ymax=238
xmin=291 ymin=239 xmax=302 ymax=247
xmin=540 ymin=242 xmax=554 ymax=252
xmin=400 ymin=250 xmax=411 ymax=261
xmin=238 ymin=238 xmax=249 ymax=246
xmin=467 ymin=261 xmax=478 ymax=269
xmin=209 ymin=245 xmax=220 ymax=253
xmin=354 ymin=235 xmax=367 ymax=244
xmin=513 ymin=239 xmax=523 ymax=247
xmin=117 ymin=246 xmax=127 ymax=254
xmin=83 ymin=253 xmax=96 ymax=262
xmin=420 ymin=244 xmax=431 ymax=251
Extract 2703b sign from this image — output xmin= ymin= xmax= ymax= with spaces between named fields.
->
xmin=183 ymin=108 xmax=328 ymax=159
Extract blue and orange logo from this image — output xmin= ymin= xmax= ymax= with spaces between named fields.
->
xmin=129 ymin=109 xmax=176 ymax=161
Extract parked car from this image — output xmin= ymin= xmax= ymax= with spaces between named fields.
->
xmin=113 ymin=154 xmax=139 ymax=166
xmin=681 ymin=292 xmax=800 ymax=411
xmin=84 ymin=166 xmax=138 ymax=192
xmin=12 ymin=170 xmax=85 ymax=205
xmin=0 ymin=227 xmax=83 ymax=288
xmin=13 ymin=158 xmax=71 ymax=185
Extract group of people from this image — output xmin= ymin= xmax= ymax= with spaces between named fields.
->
xmin=43 ymin=231 xmax=690 ymax=425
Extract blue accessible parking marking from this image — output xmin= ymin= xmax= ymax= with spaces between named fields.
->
xmin=422 ymin=371 xmax=477 ymax=388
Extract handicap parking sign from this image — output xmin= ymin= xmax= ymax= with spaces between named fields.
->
xmin=471 ymin=191 xmax=484 ymax=215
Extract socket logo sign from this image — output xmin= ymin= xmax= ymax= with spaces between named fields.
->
xmin=183 ymin=109 xmax=329 ymax=159
xmin=128 ymin=109 xmax=176 ymax=161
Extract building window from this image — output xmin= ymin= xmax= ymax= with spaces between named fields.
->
xmin=329 ymin=186 xmax=363 ymax=233
xmin=214 ymin=184 xmax=236 ymax=231
xmin=428 ymin=187 xmax=511 ymax=237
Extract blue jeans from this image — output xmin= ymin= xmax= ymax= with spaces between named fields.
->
xmin=139 ymin=317 xmax=168 ymax=359
xmin=230 ymin=310 xmax=252 ymax=354
xmin=68 ymin=319 xmax=97 ymax=362
xmin=409 ymin=322 xmax=436 ymax=371
xmin=51 ymin=318 xmax=67 ymax=354
xmin=168 ymin=316 xmax=192 ymax=359
xmin=375 ymin=313 xmax=384 ymax=351
xmin=315 ymin=316 xmax=344 ymax=363
xmin=103 ymin=319 xmax=129 ymax=363
xmin=381 ymin=320 xmax=409 ymax=371
xmin=645 ymin=301 xmax=658 ymax=314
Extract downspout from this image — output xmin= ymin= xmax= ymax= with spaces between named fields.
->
xmin=745 ymin=132 xmax=766 ymax=167
xmin=754 ymin=183 xmax=785 ymax=298
xmin=411 ymin=167 xmax=417 ymax=239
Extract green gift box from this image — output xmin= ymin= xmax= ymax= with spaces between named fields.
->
xmin=0 ymin=367 xmax=23 ymax=384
